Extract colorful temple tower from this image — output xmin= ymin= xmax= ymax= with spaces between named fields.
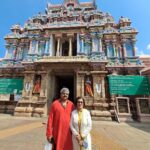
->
xmin=0 ymin=0 xmax=150 ymax=121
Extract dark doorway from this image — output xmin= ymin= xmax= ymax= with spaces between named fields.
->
xmin=62 ymin=41 xmax=69 ymax=56
xmin=72 ymin=39 xmax=77 ymax=56
xmin=54 ymin=75 xmax=74 ymax=102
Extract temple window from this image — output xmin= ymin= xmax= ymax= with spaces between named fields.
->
xmin=125 ymin=40 xmax=134 ymax=57
xmin=39 ymin=41 xmax=46 ymax=56
xmin=108 ymin=42 xmax=114 ymax=57
xmin=22 ymin=46 xmax=28 ymax=60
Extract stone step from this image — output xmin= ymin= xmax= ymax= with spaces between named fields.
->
xmin=91 ymin=110 xmax=112 ymax=117
xmin=91 ymin=110 xmax=113 ymax=121
xmin=86 ymin=102 xmax=116 ymax=107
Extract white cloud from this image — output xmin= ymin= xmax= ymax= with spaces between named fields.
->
xmin=137 ymin=50 xmax=150 ymax=57
xmin=146 ymin=44 xmax=150 ymax=50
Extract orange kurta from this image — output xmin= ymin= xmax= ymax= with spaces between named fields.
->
xmin=46 ymin=99 xmax=74 ymax=150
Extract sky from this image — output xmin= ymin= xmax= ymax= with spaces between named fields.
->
xmin=0 ymin=0 xmax=150 ymax=58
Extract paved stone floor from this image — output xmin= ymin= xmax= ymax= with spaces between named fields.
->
xmin=0 ymin=114 xmax=150 ymax=150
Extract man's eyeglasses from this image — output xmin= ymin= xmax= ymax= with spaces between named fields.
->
xmin=77 ymin=101 xmax=83 ymax=104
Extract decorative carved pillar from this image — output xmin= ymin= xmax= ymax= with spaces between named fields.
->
xmin=80 ymin=34 xmax=85 ymax=53
xmin=122 ymin=40 xmax=127 ymax=57
xmin=91 ymin=34 xmax=96 ymax=52
xmin=13 ymin=46 xmax=17 ymax=59
xmin=132 ymin=40 xmax=136 ymax=56
xmin=49 ymin=35 xmax=52 ymax=56
xmin=44 ymin=40 xmax=49 ymax=55
xmin=56 ymin=38 xmax=60 ymax=56
xmin=81 ymin=38 xmax=84 ymax=53
xmin=118 ymin=45 xmax=123 ymax=58
xmin=35 ymin=41 xmax=39 ymax=55
xmin=29 ymin=40 xmax=33 ymax=54
xmin=23 ymin=74 xmax=34 ymax=97
xmin=76 ymin=73 xmax=85 ymax=97
xmin=60 ymin=40 xmax=62 ymax=56
xmin=20 ymin=48 xmax=23 ymax=60
xmin=92 ymin=74 xmax=101 ymax=98
xmin=17 ymin=47 xmax=22 ymax=59
xmin=98 ymin=34 xmax=102 ymax=52
xmin=69 ymin=37 xmax=72 ymax=56
xmin=106 ymin=43 xmax=110 ymax=57
xmin=4 ymin=46 xmax=9 ymax=59
xmin=101 ymin=76 xmax=105 ymax=99
xmin=113 ymin=43 xmax=116 ymax=57
xmin=40 ymin=74 xmax=47 ymax=97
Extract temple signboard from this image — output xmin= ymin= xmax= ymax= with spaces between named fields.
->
xmin=0 ymin=78 xmax=23 ymax=94
xmin=108 ymin=75 xmax=150 ymax=95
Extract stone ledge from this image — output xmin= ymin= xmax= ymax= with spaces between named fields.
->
xmin=91 ymin=110 xmax=111 ymax=117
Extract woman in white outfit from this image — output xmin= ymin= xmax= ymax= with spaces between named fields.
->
xmin=70 ymin=97 xmax=92 ymax=150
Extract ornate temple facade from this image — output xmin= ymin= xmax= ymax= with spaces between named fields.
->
xmin=0 ymin=0 xmax=149 ymax=121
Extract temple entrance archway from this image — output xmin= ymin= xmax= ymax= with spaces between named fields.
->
xmin=54 ymin=75 xmax=75 ymax=102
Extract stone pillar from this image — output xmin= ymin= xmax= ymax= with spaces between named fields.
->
xmin=98 ymin=35 xmax=103 ymax=52
xmin=29 ymin=40 xmax=33 ymax=54
xmin=13 ymin=46 xmax=17 ymax=59
xmin=76 ymin=73 xmax=85 ymax=97
xmin=106 ymin=43 xmax=110 ymax=57
xmin=92 ymin=74 xmax=100 ymax=98
xmin=17 ymin=47 xmax=22 ymax=60
xmin=118 ymin=45 xmax=123 ymax=58
xmin=60 ymin=40 xmax=62 ymax=56
xmin=4 ymin=47 xmax=9 ymax=59
xmin=101 ymin=76 xmax=105 ymax=99
xmin=49 ymin=35 xmax=52 ymax=56
xmin=40 ymin=74 xmax=47 ymax=97
xmin=91 ymin=34 xmax=96 ymax=52
xmin=20 ymin=48 xmax=23 ymax=60
xmin=44 ymin=40 xmax=49 ymax=55
xmin=132 ymin=40 xmax=136 ymax=56
xmin=135 ymin=98 xmax=141 ymax=116
xmin=122 ymin=40 xmax=127 ymax=57
xmin=113 ymin=43 xmax=116 ymax=57
xmin=23 ymin=74 xmax=34 ymax=97
xmin=77 ymin=33 xmax=80 ymax=54
xmin=56 ymin=38 xmax=60 ymax=56
xmin=35 ymin=41 xmax=39 ymax=55
xmin=80 ymin=34 xmax=85 ymax=53
xmin=92 ymin=37 xmax=95 ymax=52
xmin=69 ymin=37 xmax=72 ymax=56
xmin=81 ymin=38 xmax=84 ymax=53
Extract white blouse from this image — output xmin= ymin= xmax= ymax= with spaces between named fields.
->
xmin=70 ymin=109 xmax=92 ymax=150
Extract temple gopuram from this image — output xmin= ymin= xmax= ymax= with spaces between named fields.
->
xmin=0 ymin=0 xmax=150 ymax=122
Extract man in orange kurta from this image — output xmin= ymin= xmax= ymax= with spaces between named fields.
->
xmin=46 ymin=88 xmax=74 ymax=150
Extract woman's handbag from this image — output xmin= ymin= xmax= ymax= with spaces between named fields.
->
xmin=44 ymin=142 xmax=52 ymax=150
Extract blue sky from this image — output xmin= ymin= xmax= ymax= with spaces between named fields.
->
xmin=0 ymin=0 xmax=150 ymax=58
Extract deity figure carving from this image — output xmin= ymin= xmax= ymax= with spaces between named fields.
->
xmin=33 ymin=76 xmax=41 ymax=94
xmin=85 ymin=76 xmax=94 ymax=97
